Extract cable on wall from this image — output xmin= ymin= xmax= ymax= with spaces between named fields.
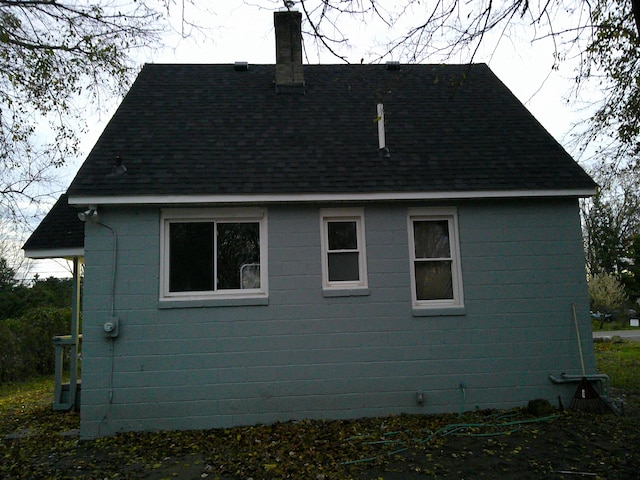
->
xmin=95 ymin=219 xmax=119 ymax=407
xmin=97 ymin=220 xmax=118 ymax=319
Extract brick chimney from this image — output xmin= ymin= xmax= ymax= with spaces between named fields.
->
xmin=274 ymin=11 xmax=304 ymax=92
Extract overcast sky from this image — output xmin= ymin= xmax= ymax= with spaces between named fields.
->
xmin=27 ymin=1 xmax=596 ymax=278
xmin=75 ymin=2 xmax=591 ymax=160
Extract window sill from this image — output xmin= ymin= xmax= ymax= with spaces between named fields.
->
xmin=412 ymin=305 xmax=466 ymax=317
xmin=323 ymin=288 xmax=370 ymax=298
xmin=158 ymin=296 xmax=269 ymax=309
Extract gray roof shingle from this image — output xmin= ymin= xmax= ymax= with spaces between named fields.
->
xmin=66 ymin=63 xmax=595 ymax=199
xmin=22 ymin=193 xmax=84 ymax=257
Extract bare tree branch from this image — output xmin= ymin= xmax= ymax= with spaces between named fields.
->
xmin=0 ymin=0 xmax=168 ymax=221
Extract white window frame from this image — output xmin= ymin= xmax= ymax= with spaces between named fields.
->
xmin=408 ymin=207 xmax=464 ymax=310
xmin=320 ymin=208 xmax=368 ymax=291
xmin=160 ymin=208 xmax=268 ymax=302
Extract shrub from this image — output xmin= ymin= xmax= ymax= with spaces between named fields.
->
xmin=0 ymin=277 xmax=73 ymax=321
xmin=0 ymin=307 xmax=71 ymax=383
xmin=588 ymin=272 xmax=628 ymax=314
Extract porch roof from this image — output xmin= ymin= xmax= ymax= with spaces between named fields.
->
xmin=23 ymin=193 xmax=84 ymax=259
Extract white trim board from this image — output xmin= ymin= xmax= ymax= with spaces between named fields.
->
xmin=23 ymin=248 xmax=84 ymax=259
xmin=69 ymin=189 xmax=596 ymax=206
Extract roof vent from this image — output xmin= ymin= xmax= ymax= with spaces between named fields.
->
xmin=234 ymin=61 xmax=249 ymax=71
xmin=376 ymin=103 xmax=391 ymax=158
xmin=385 ymin=61 xmax=401 ymax=71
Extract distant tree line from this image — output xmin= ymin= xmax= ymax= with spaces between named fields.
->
xmin=582 ymin=170 xmax=640 ymax=317
xmin=0 ymin=257 xmax=73 ymax=382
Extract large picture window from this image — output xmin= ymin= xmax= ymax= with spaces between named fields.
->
xmin=408 ymin=208 xmax=463 ymax=309
xmin=320 ymin=208 xmax=368 ymax=290
xmin=161 ymin=208 xmax=267 ymax=300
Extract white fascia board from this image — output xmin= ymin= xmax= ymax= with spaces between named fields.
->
xmin=23 ymin=248 xmax=84 ymax=259
xmin=68 ymin=188 xmax=596 ymax=206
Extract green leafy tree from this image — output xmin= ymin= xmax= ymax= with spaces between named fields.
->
xmin=0 ymin=306 xmax=71 ymax=382
xmin=582 ymin=169 xmax=640 ymax=304
xmin=27 ymin=276 xmax=73 ymax=309
xmin=588 ymin=271 xmax=628 ymax=315
xmin=0 ymin=256 xmax=16 ymax=291
xmin=0 ymin=269 xmax=72 ymax=320
xmin=621 ymin=234 xmax=640 ymax=302
xmin=582 ymin=167 xmax=640 ymax=271
xmin=583 ymin=191 xmax=626 ymax=276
xmin=577 ymin=0 xmax=640 ymax=175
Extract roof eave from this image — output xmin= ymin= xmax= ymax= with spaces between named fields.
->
xmin=68 ymin=188 xmax=597 ymax=206
xmin=24 ymin=248 xmax=84 ymax=260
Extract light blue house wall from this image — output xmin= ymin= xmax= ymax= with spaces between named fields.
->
xmin=79 ymin=198 xmax=592 ymax=438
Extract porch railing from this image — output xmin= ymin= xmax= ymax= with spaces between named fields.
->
xmin=52 ymin=334 xmax=82 ymax=411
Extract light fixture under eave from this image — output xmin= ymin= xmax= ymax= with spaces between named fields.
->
xmin=78 ymin=208 xmax=99 ymax=223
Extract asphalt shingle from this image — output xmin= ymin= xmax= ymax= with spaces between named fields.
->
xmin=66 ymin=63 xmax=595 ymax=198
xmin=22 ymin=194 xmax=84 ymax=255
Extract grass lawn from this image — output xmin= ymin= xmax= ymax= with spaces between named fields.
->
xmin=591 ymin=317 xmax=640 ymax=331
xmin=1 ymin=343 xmax=640 ymax=479
xmin=0 ymin=376 xmax=54 ymax=411
xmin=594 ymin=340 xmax=640 ymax=392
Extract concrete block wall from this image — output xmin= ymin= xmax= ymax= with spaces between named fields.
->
xmin=80 ymin=198 xmax=592 ymax=438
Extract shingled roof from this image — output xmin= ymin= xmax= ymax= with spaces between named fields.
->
xmin=22 ymin=193 xmax=84 ymax=258
xmin=66 ymin=62 xmax=595 ymax=203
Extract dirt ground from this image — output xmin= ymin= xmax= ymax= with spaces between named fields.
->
xmin=2 ymin=388 xmax=640 ymax=479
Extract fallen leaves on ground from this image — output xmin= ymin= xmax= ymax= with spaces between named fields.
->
xmin=2 ymin=380 xmax=640 ymax=479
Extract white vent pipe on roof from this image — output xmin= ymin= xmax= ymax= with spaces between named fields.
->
xmin=377 ymin=103 xmax=385 ymax=149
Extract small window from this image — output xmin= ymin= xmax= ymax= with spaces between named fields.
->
xmin=320 ymin=208 xmax=368 ymax=290
xmin=408 ymin=208 xmax=463 ymax=309
xmin=161 ymin=208 xmax=267 ymax=301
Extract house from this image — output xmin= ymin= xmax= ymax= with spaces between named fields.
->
xmin=25 ymin=11 xmax=599 ymax=439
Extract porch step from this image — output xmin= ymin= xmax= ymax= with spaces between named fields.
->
xmin=53 ymin=381 xmax=81 ymax=412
